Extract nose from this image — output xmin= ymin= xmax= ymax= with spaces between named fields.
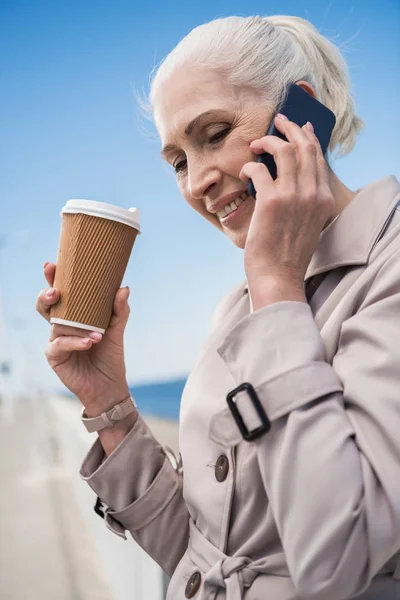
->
xmin=187 ymin=157 xmax=222 ymax=200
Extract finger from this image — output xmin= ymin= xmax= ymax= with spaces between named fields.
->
xmin=239 ymin=162 xmax=275 ymax=198
xmin=45 ymin=335 xmax=93 ymax=367
xmin=44 ymin=262 xmax=56 ymax=287
xmin=35 ymin=288 xmax=61 ymax=321
xmin=250 ymin=135 xmax=297 ymax=188
xmin=273 ymin=114 xmax=311 ymax=147
xmin=250 ymin=138 xmax=297 ymax=188
xmin=250 ymin=135 xmax=288 ymax=156
xmin=50 ymin=323 xmax=103 ymax=343
xmin=275 ymin=142 xmax=297 ymax=187
xmin=249 ymin=115 xmax=310 ymax=157
xmin=107 ymin=286 xmax=130 ymax=334
xmin=302 ymin=121 xmax=330 ymax=187
xmin=274 ymin=117 xmax=318 ymax=190
xmin=294 ymin=122 xmax=318 ymax=190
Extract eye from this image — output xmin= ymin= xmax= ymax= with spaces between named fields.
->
xmin=208 ymin=127 xmax=231 ymax=144
xmin=173 ymin=158 xmax=187 ymax=174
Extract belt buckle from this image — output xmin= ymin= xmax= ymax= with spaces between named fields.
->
xmin=94 ymin=496 xmax=105 ymax=519
xmin=227 ymin=382 xmax=270 ymax=441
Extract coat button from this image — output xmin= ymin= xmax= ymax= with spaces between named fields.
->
xmin=185 ymin=571 xmax=201 ymax=598
xmin=215 ymin=454 xmax=229 ymax=482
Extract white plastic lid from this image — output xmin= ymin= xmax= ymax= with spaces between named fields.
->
xmin=62 ymin=199 xmax=140 ymax=232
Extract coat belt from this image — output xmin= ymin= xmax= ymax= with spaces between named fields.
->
xmin=187 ymin=521 xmax=400 ymax=598
xmin=187 ymin=520 xmax=288 ymax=600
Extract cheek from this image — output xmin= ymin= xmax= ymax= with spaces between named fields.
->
xmin=222 ymin=137 xmax=255 ymax=176
xmin=176 ymin=134 xmax=255 ymax=232
xmin=180 ymin=184 xmax=222 ymax=231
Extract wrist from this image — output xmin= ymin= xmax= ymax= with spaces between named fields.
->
xmin=98 ymin=410 xmax=139 ymax=456
xmin=80 ymin=386 xmax=131 ymax=417
xmin=248 ymin=276 xmax=306 ymax=311
xmin=81 ymin=392 xmax=139 ymax=436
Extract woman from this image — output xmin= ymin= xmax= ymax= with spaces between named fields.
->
xmin=36 ymin=15 xmax=400 ymax=600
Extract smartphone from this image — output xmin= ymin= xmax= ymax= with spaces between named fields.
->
xmin=248 ymin=83 xmax=336 ymax=198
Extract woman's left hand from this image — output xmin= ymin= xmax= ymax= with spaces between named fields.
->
xmin=240 ymin=114 xmax=335 ymax=296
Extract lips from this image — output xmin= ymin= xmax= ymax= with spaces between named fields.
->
xmin=218 ymin=194 xmax=252 ymax=225
xmin=208 ymin=190 xmax=250 ymax=216
xmin=216 ymin=192 xmax=249 ymax=219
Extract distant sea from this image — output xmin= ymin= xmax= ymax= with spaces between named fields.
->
xmin=129 ymin=377 xmax=186 ymax=421
xmin=64 ymin=377 xmax=186 ymax=421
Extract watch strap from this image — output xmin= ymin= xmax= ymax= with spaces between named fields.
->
xmin=81 ymin=395 xmax=136 ymax=433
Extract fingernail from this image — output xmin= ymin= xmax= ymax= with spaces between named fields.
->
xmin=307 ymin=121 xmax=314 ymax=132
xmin=89 ymin=331 xmax=102 ymax=341
xmin=43 ymin=262 xmax=49 ymax=269
xmin=46 ymin=288 xmax=55 ymax=298
xmin=126 ymin=286 xmax=130 ymax=298
xmin=276 ymin=113 xmax=288 ymax=121
xmin=82 ymin=338 xmax=92 ymax=345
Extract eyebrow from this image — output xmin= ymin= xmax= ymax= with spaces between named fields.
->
xmin=160 ymin=109 xmax=225 ymax=157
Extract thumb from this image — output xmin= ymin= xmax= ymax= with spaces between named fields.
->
xmin=108 ymin=286 xmax=130 ymax=333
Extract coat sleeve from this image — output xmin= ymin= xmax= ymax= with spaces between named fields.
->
xmin=78 ymin=283 xmax=244 ymax=576
xmin=217 ymin=249 xmax=400 ymax=599
xmin=80 ymin=415 xmax=189 ymax=576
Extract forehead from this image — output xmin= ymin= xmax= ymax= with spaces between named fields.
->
xmin=153 ymin=67 xmax=240 ymax=145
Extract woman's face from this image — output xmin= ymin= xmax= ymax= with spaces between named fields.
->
xmin=154 ymin=66 xmax=272 ymax=249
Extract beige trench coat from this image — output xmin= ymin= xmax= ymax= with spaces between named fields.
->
xmin=81 ymin=176 xmax=400 ymax=600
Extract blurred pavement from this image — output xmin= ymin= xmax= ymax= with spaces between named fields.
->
xmin=0 ymin=396 xmax=114 ymax=600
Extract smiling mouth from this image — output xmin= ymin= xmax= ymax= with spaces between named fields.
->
xmin=216 ymin=192 xmax=250 ymax=219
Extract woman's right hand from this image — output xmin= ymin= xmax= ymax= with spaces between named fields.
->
xmin=36 ymin=262 xmax=132 ymax=414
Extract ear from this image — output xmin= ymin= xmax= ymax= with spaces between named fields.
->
xmin=295 ymin=80 xmax=317 ymax=99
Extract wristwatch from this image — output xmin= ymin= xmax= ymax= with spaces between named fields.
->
xmin=81 ymin=395 xmax=137 ymax=433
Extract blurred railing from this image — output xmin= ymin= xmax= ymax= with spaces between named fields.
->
xmin=50 ymin=395 xmax=166 ymax=600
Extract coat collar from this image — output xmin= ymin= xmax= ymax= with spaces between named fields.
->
xmin=305 ymin=175 xmax=400 ymax=280
xmin=244 ymin=175 xmax=400 ymax=292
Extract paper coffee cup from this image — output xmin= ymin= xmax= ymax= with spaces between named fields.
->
xmin=50 ymin=199 xmax=140 ymax=333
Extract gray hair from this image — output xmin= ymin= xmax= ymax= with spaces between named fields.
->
xmin=148 ymin=15 xmax=364 ymax=156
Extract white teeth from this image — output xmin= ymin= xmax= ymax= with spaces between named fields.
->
xmin=217 ymin=207 xmax=227 ymax=218
xmin=216 ymin=192 xmax=249 ymax=219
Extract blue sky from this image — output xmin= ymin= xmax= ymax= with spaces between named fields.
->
xmin=0 ymin=0 xmax=399 ymax=394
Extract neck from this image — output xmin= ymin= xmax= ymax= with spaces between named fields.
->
xmin=324 ymin=169 xmax=356 ymax=228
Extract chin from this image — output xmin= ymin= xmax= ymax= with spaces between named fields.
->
xmin=223 ymin=224 xmax=249 ymax=249
xmin=202 ymin=206 xmax=251 ymax=248
xmin=222 ymin=209 xmax=252 ymax=249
